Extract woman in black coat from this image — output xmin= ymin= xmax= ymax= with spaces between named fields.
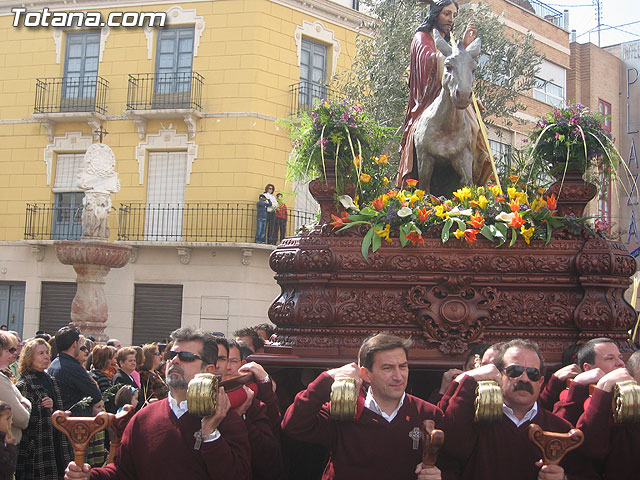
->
xmin=15 ymin=338 xmax=72 ymax=480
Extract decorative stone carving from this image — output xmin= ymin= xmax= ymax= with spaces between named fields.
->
xmin=77 ymin=143 xmax=120 ymax=241
xmin=177 ymin=247 xmax=191 ymax=265
xmin=31 ymin=245 xmax=46 ymax=262
xmin=242 ymin=249 xmax=253 ymax=266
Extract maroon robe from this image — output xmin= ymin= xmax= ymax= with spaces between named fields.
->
xmin=440 ymin=376 xmax=598 ymax=480
xmin=281 ymin=371 xmax=445 ymax=480
xmin=398 ymin=29 xmax=441 ymax=187
xmin=575 ymin=387 xmax=640 ymax=479
xmin=90 ymin=398 xmax=251 ymax=479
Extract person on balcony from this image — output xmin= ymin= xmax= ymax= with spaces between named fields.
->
xmin=263 ymin=184 xmax=278 ymax=244
xmin=255 ymin=194 xmax=272 ymax=244
xmin=274 ymin=193 xmax=288 ymax=244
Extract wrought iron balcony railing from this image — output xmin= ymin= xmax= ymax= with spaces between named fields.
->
xmin=289 ymin=81 xmax=338 ymax=116
xmin=118 ymin=202 xmax=316 ymax=243
xmin=25 ymin=203 xmax=84 ymax=240
xmin=126 ymin=72 xmax=204 ymax=111
xmin=25 ymin=202 xmax=317 ymax=243
xmin=519 ymin=0 xmax=565 ymax=29
xmin=34 ymin=76 xmax=109 ymax=114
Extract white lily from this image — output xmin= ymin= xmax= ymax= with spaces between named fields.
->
xmin=339 ymin=195 xmax=359 ymax=211
xmin=449 ymin=207 xmax=473 ymax=217
xmin=495 ymin=212 xmax=515 ymax=223
xmin=397 ymin=206 xmax=413 ymax=218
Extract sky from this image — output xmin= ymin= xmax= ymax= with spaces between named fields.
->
xmin=542 ymin=0 xmax=640 ymax=47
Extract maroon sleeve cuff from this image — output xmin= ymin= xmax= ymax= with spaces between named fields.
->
xmin=567 ymin=381 xmax=589 ymax=402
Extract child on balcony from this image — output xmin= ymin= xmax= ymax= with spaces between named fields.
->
xmin=255 ymin=194 xmax=272 ymax=244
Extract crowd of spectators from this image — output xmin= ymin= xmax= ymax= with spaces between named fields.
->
xmin=0 ymin=322 xmax=638 ymax=480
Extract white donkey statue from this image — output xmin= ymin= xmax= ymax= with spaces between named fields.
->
xmin=412 ymin=34 xmax=487 ymax=195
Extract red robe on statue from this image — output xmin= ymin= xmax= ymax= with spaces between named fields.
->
xmin=398 ymin=30 xmax=441 ymax=188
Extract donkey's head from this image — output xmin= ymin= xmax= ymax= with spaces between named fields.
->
xmin=435 ymin=34 xmax=481 ymax=110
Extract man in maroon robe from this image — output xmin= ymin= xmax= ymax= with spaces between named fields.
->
xmin=398 ymin=0 xmax=482 ymax=188
xmin=282 ymin=333 xmax=444 ymax=479
xmin=439 ymin=339 xmax=597 ymax=479
xmin=64 ymin=327 xmax=251 ymax=480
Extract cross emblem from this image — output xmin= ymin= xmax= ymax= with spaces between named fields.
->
xmin=94 ymin=125 xmax=109 ymax=143
xmin=409 ymin=426 xmax=422 ymax=450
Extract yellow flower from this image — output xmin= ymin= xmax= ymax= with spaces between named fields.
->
xmin=434 ymin=205 xmax=450 ymax=220
xmin=454 ymin=229 xmax=465 ymax=239
xmin=475 ymin=195 xmax=489 ymax=210
xmin=488 ymin=184 xmax=502 ymax=197
xmin=374 ymin=154 xmax=389 ymax=165
xmin=507 ymin=186 xmax=517 ymax=200
xmin=530 ymin=196 xmax=545 ymax=212
xmin=516 ymin=192 xmax=528 ymax=205
xmin=414 ymin=189 xmax=426 ymax=200
xmin=521 ymin=226 xmax=535 ymax=244
xmin=360 ymin=173 xmax=371 ymax=183
xmin=375 ymin=224 xmax=392 ymax=242
xmin=354 ymin=195 xmax=359 ymax=208
xmin=382 ymin=176 xmax=390 ymax=186
xmin=453 ymin=187 xmax=472 ymax=203
xmin=409 ymin=194 xmax=420 ymax=205
xmin=397 ymin=192 xmax=408 ymax=203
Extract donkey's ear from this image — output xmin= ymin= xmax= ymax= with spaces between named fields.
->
xmin=435 ymin=33 xmax=453 ymax=57
xmin=466 ymin=37 xmax=481 ymax=59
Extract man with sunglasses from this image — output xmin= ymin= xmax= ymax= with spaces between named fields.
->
xmin=439 ymin=339 xmax=596 ymax=479
xmin=65 ymin=327 xmax=251 ymax=480
xmin=48 ymin=326 xmax=101 ymax=417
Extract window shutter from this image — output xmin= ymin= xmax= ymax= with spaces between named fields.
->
xmin=132 ymin=284 xmax=183 ymax=346
xmin=53 ymin=153 xmax=84 ymax=192
xmin=39 ymin=282 xmax=77 ymax=335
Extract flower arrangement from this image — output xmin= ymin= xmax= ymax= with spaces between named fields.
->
xmin=282 ymin=99 xmax=394 ymax=195
xmin=333 ymin=178 xmax=567 ymax=260
xmin=528 ymin=103 xmax=619 ymax=180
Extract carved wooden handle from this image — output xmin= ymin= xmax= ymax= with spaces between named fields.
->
xmin=528 ymin=424 xmax=584 ymax=466
xmin=422 ymin=419 xmax=445 ymax=467
xmin=107 ymin=405 xmax=136 ymax=464
xmin=52 ymin=410 xmax=111 ymax=467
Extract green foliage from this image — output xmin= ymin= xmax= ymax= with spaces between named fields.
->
xmin=279 ymin=98 xmax=395 ymax=195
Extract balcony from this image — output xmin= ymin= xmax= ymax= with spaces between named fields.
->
xmin=126 ymin=72 xmax=204 ymax=139
xmin=512 ymin=0 xmax=565 ymax=29
xmin=33 ymin=76 xmax=109 ymax=141
xmin=118 ymin=202 xmax=316 ymax=243
xmin=24 ymin=202 xmax=317 ymax=244
xmin=289 ymin=81 xmax=338 ymax=116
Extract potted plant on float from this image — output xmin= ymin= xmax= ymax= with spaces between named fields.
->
xmin=527 ymin=103 xmax=624 ymax=217
xmin=281 ymin=99 xmax=394 ymax=223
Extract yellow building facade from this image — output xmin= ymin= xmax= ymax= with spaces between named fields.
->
xmin=0 ymin=0 xmax=368 ymax=342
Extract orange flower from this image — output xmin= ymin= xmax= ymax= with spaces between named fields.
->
xmin=496 ymin=195 xmax=506 ymax=203
xmin=360 ymin=173 xmax=371 ymax=183
xmin=330 ymin=214 xmax=344 ymax=229
xmin=417 ymin=207 xmax=432 ymax=222
xmin=372 ymin=195 xmax=387 ymax=211
xmin=467 ymin=211 xmax=485 ymax=229
xmin=545 ymin=193 xmax=557 ymax=211
xmin=509 ymin=212 xmax=525 ymax=229
xmin=405 ymin=179 xmax=419 ymax=188
xmin=464 ymin=229 xmax=480 ymax=245
xmin=352 ymin=155 xmax=362 ymax=167
xmin=509 ymin=199 xmax=521 ymax=213
xmin=385 ymin=190 xmax=398 ymax=199
xmin=509 ymin=174 xmax=520 ymax=183
xmin=404 ymin=230 xmax=424 ymax=244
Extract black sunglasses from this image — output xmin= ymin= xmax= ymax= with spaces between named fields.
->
xmin=165 ymin=350 xmax=203 ymax=363
xmin=503 ymin=365 xmax=542 ymax=382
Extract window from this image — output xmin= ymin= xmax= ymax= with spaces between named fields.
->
xmin=299 ymin=38 xmax=328 ymax=108
xmin=154 ymin=26 xmax=194 ymax=108
xmin=598 ymin=99 xmax=612 ymax=132
xmin=145 ymin=151 xmax=187 ymax=241
xmin=63 ymin=32 xmax=100 ymax=109
xmin=52 ymin=153 xmax=84 ymax=239
xmin=533 ymin=60 xmax=565 ymax=107
xmin=132 ymin=284 xmax=183 ymax=346
xmin=39 ymin=282 xmax=77 ymax=335
xmin=489 ymin=139 xmax=512 ymax=176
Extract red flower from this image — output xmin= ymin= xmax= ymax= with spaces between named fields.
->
xmin=405 ymin=179 xmax=419 ymax=188
xmin=464 ymin=229 xmax=480 ymax=245
xmin=330 ymin=214 xmax=344 ymax=229
xmin=509 ymin=199 xmax=521 ymax=213
xmin=496 ymin=195 xmax=507 ymax=203
xmin=467 ymin=211 xmax=484 ymax=229
xmin=372 ymin=195 xmax=387 ymax=211
xmin=417 ymin=207 xmax=432 ymax=222
xmin=545 ymin=193 xmax=557 ymax=211
xmin=509 ymin=212 xmax=525 ymax=229
xmin=404 ymin=230 xmax=424 ymax=244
